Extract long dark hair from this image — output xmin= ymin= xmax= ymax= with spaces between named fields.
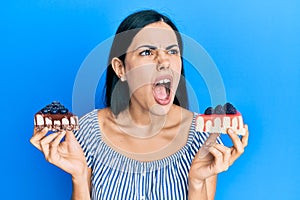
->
xmin=104 ymin=10 xmax=188 ymax=115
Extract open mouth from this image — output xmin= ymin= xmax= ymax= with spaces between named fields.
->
xmin=152 ymin=76 xmax=172 ymax=105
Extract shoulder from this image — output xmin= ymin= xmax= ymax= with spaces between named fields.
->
xmin=78 ymin=109 xmax=98 ymax=126
xmin=79 ymin=108 xmax=111 ymax=123
xmin=75 ymin=109 xmax=102 ymax=140
xmin=97 ymin=107 xmax=113 ymax=119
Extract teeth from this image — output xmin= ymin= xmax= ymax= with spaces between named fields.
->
xmin=157 ymin=79 xmax=171 ymax=84
xmin=164 ymin=79 xmax=171 ymax=83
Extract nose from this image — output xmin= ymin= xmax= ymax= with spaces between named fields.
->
xmin=157 ymin=63 xmax=169 ymax=71
xmin=156 ymin=50 xmax=170 ymax=71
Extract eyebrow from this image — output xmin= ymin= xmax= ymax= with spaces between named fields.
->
xmin=135 ymin=45 xmax=156 ymax=50
xmin=135 ymin=44 xmax=179 ymax=51
xmin=166 ymin=44 xmax=179 ymax=50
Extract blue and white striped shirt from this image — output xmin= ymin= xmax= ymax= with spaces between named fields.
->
xmin=75 ymin=109 xmax=221 ymax=200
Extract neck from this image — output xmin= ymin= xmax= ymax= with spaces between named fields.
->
xmin=128 ymin=104 xmax=165 ymax=125
xmin=115 ymin=105 xmax=170 ymax=138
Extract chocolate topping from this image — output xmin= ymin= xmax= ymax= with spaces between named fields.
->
xmin=34 ymin=101 xmax=79 ymax=131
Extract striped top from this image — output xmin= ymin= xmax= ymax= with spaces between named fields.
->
xmin=75 ymin=109 xmax=222 ymax=200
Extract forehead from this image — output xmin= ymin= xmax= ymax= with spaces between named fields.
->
xmin=128 ymin=22 xmax=179 ymax=51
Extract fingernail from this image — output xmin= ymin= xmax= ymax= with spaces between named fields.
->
xmin=228 ymin=129 xmax=233 ymax=134
xmin=205 ymin=142 xmax=215 ymax=147
xmin=204 ymin=142 xmax=210 ymax=146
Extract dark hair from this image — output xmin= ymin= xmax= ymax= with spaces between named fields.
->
xmin=104 ymin=9 xmax=188 ymax=115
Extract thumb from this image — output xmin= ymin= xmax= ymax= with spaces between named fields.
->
xmin=197 ymin=145 xmax=210 ymax=159
xmin=64 ymin=130 xmax=77 ymax=142
xmin=197 ymin=133 xmax=220 ymax=159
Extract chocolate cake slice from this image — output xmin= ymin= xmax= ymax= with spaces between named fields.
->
xmin=34 ymin=101 xmax=79 ymax=131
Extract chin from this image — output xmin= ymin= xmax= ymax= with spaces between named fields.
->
xmin=149 ymin=102 xmax=174 ymax=116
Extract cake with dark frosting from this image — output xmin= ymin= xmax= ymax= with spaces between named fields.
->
xmin=34 ymin=101 xmax=79 ymax=131
xmin=196 ymin=103 xmax=246 ymax=135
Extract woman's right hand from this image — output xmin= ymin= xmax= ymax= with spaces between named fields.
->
xmin=30 ymin=127 xmax=88 ymax=179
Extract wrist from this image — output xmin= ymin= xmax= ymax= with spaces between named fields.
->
xmin=71 ymin=167 xmax=89 ymax=183
xmin=71 ymin=168 xmax=91 ymax=200
xmin=188 ymin=179 xmax=208 ymax=200
xmin=189 ymin=178 xmax=205 ymax=190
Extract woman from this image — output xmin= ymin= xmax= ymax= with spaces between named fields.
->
xmin=30 ymin=10 xmax=248 ymax=200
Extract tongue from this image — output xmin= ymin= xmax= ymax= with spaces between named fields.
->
xmin=153 ymin=85 xmax=168 ymax=100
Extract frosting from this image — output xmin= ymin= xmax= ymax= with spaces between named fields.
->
xmin=196 ymin=112 xmax=246 ymax=135
xmin=34 ymin=101 xmax=79 ymax=131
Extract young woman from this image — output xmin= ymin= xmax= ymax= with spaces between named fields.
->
xmin=30 ymin=10 xmax=248 ymax=200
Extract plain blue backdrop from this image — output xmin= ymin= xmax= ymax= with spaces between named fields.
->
xmin=1 ymin=0 xmax=299 ymax=199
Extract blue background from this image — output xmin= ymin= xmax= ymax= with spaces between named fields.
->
xmin=1 ymin=0 xmax=299 ymax=199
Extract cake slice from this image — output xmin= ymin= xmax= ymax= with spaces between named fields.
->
xmin=34 ymin=101 xmax=79 ymax=131
xmin=196 ymin=103 xmax=246 ymax=136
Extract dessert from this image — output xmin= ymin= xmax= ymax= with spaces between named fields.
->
xmin=196 ymin=103 xmax=246 ymax=135
xmin=34 ymin=101 xmax=79 ymax=131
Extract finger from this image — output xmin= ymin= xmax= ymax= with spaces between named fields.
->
xmin=197 ymin=145 xmax=211 ymax=159
xmin=40 ymin=132 xmax=60 ymax=157
xmin=197 ymin=133 xmax=219 ymax=159
xmin=207 ymin=146 xmax=226 ymax=174
xmin=227 ymin=128 xmax=244 ymax=155
xmin=64 ymin=130 xmax=84 ymax=153
xmin=51 ymin=130 xmax=66 ymax=148
xmin=241 ymin=124 xmax=249 ymax=148
xmin=192 ymin=133 xmax=221 ymax=161
xmin=204 ymin=133 xmax=220 ymax=146
xmin=30 ymin=127 xmax=49 ymax=151
xmin=47 ymin=131 xmax=67 ymax=164
xmin=33 ymin=127 xmax=49 ymax=137
xmin=213 ymin=144 xmax=231 ymax=167
xmin=64 ymin=130 xmax=77 ymax=142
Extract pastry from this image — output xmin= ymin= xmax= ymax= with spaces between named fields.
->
xmin=34 ymin=101 xmax=79 ymax=131
xmin=196 ymin=103 xmax=246 ymax=135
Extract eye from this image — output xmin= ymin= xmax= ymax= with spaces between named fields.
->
xmin=168 ymin=49 xmax=179 ymax=55
xmin=139 ymin=49 xmax=153 ymax=56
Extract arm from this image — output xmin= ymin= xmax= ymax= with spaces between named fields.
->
xmin=188 ymin=175 xmax=217 ymax=200
xmin=71 ymin=167 xmax=92 ymax=200
xmin=30 ymin=128 xmax=92 ymax=199
xmin=188 ymin=125 xmax=249 ymax=199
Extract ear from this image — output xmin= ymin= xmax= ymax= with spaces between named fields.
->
xmin=111 ymin=57 xmax=126 ymax=81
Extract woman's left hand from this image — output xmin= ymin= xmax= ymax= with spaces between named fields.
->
xmin=189 ymin=125 xmax=249 ymax=184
